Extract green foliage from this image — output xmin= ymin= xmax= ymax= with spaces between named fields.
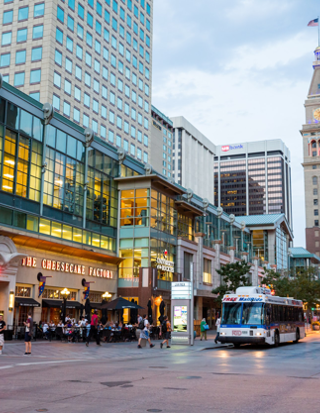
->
xmin=262 ymin=266 xmax=320 ymax=312
xmin=212 ymin=260 xmax=251 ymax=303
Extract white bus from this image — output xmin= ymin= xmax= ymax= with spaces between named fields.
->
xmin=218 ymin=286 xmax=305 ymax=347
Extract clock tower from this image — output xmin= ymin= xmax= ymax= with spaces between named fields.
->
xmin=302 ymin=47 xmax=320 ymax=256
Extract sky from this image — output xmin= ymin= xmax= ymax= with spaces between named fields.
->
xmin=151 ymin=0 xmax=320 ymax=248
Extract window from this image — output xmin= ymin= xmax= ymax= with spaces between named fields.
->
xmin=133 ymin=38 xmax=138 ymax=51
xmin=314 ymin=188 xmax=318 ymax=196
xmin=203 ymin=259 xmax=211 ymax=284
xmin=146 ymin=19 xmax=150 ymax=31
xmin=315 ymin=220 xmax=319 ymax=226
xmin=86 ymin=31 xmax=92 ymax=46
xmin=313 ymin=176 xmax=318 ymax=185
xmin=73 ymin=107 xmax=80 ymax=122
xmin=143 ymin=152 xmax=148 ymax=163
xmin=64 ymin=79 xmax=71 ymax=94
xmin=68 ymin=0 xmax=75 ymax=10
xmin=315 ymin=199 xmax=319 ymax=206
xmin=124 ymin=121 xmax=129 ymax=133
xmin=120 ymin=6 xmax=125 ymax=20
xmin=101 ymin=105 xmax=107 ymax=118
xmin=117 ymin=115 xmax=122 ymax=129
xmin=66 ymin=36 xmax=73 ymax=52
xmin=140 ymin=28 xmax=144 ymax=41
xmin=53 ymin=95 xmax=60 ymax=110
xmin=56 ymin=27 xmax=63 ymax=44
xmin=0 ymin=53 xmax=10 ymax=67
xmin=102 ymin=66 xmax=108 ymax=80
xmin=96 ymin=1 xmax=102 ymax=16
xmin=124 ymin=139 xmax=128 ymax=151
xmin=137 ymin=148 xmax=142 ymax=159
xmin=103 ymin=47 xmax=109 ymax=61
xmin=29 ymin=92 xmax=40 ymax=101
xmin=315 ymin=210 xmax=319 ymax=216
xmin=30 ymin=69 xmax=41 ymax=84
xmin=54 ymin=72 xmax=61 ymax=88
xmin=112 ymin=17 xmax=118 ymax=31
xmin=31 ymin=47 xmax=42 ymax=62
xmin=131 ymin=125 xmax=136 ymax=138
xmin=17 ymin=28 xmax=27 ymax=43
xmin=96 ymin=20 xmax=102 ymax=35
xmin=33 ymin=25 xmax=43 ymax=39
xmin=85 ymin=52 xmax=92 ymax=67
xmin=113 ymin=0 xmax=118 ymax=13
xmin=146 ymin=34 xmax=150 ymax=47
xmin=76 ymin=44 xmax=83 ymax=59
xmin=110 ymin=91 xmax=115 ymax=104
xmin=87 ymin=11 xmax=93 ymax=27
xmin=83 ymin=114 xmax=89 ymax=127
xmin=145 ymin=84 xmax=149 ymax=96
xmin=63 ymin=101 xmax=71 ymax=117
xmin=130 ymin=143 xmax=135 ymax=155
xmin=19 ymin=6 xmax=29 ymax=21
xmin=65 ymin=57 xmax=72 ymax=73
xmin=74 ymin=86 xmax=81 ymax=101
xmin=100 ymin=125 xmax=106 ymax=138
xmin=117 ymin=97 xmax=123 ymax=110
xmin=94 ymin=79 xmax=100 ymax=93
xmin=75 ymin=65 xmax=82 ymax=80
xmin=146 ymin=51 xmax=150 ymax=63
xmin=77 ymin=23 xmax=84 ymax=39
xmin=78 ymin=3 xmax=84 ymax=19
xmin=14 ymin=71 xmax=25 ymax=86
xmin=144 ymin=117 xmax=149 ymax=129
xmin=144 ymin=101 xmax=149 ymax=113
xmin=3 ymin=10 xmax=13 ymax=24
xmin=57 ymin=6 xmax=64 ymax=22
xmin=67 ymin=15 xmax=74 ymax=31
xmin=102 ymin=86 xmax=108 ymax=99
xmin=109 ymin=111 xmax=115 ymax=123
xmin=131 ymin=108 xmax=136 ymax=120
xmin=132 ymin=90 xmax=136 ymax=102
xmin=117 ymin=134 xmax=121 ymax=147
xmin=2 ymin=31 xmax=12 ymax=46
xmin=109 ymin=130 xmax=114 ymax=142
xmin=15 ymin=50 xmax=26 ymax=65
xmin=85 ymin=72 xmax=91 ymax=87
xmin=144 ymin=134 xmax=148 ymax=146
xmin=147 ymin=3 xmax=150 ymax=15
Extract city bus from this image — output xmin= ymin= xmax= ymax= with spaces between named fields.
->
xmin=218 ymin=286 xmax=305 ymax=347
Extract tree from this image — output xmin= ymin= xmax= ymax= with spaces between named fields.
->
xmin=212 ymin=260 xmax=251 ymax=303
xmin=262 ymin=266 xmax=320 ymax=316
xmin=260 ymin=267 xmax=291 ymax=298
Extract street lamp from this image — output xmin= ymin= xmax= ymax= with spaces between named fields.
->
xmin=8 ymin=290 xmax=14 ymax=311
xmin=102 ymin=291 xmax=112 ymax=299
xmin=61 ymin=288 xmax=70 ymax=322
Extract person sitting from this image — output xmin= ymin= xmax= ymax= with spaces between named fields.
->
xmin=64 ymin=320 xmax=73 ymax=343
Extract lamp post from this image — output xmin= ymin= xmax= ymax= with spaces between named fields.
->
xmin=61 ymin=288 xmax=70 ymax=322
xmin=102 ymin=291 xmax=112 ymax=300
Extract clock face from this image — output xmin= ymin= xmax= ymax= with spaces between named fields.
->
xmin=314 ymin=108 xmax=320 ymax=121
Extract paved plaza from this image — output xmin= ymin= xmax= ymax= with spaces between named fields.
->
xmin=1 ymin=332 xmax=320 ymax=413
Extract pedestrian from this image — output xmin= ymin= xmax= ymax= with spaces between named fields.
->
xmin=137 ymin=321 xmax=155 ymax=348
xmin=90 ymin=310 xmax=101 ymax=346
xmin=200 ymin=318 xmax=208 ymax=341
xmin=160 ymin=316 xmax=171 ymax=349
xmin=85 ymin=320 xmax=91 ymax=347
xmin=137 ymin=313 xmax=142 ymax=325
xmin=215 ymin=314 xmax=221 ymax=344
xmin=43 ymin=321 xmax=51 ymax=341
xmin=0 ymin=314 xmax=6 ymax=355
xmin=23 ymin=311 xmax=33 ymax=355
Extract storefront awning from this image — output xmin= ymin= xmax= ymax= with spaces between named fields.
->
xmin=42 ymin=299 xmax=82 ymax=309
xmin=15 ymin=298 xmax=41 ymax=307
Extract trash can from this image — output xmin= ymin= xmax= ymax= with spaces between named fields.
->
xmin=4 ymin=329 xmax=13 ymax=341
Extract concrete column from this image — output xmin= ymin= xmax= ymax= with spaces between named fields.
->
xmin=252 ymin=256 xmax=259 ymax=286
xmin=228 ymin=246 xmax=235 ymax=263
xmin=241 ymin=252 xmax=249 ymax=263
xmin=213 ymin=240 xmax=221 ymax=288
xmin=195 ymin=296 xmax=203 ymax=321
xmin=194 ymin=233 xmax=205 ymax=290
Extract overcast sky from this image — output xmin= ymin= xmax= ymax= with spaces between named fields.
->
xmin=151 ymin=0 xmax=320 ymax=247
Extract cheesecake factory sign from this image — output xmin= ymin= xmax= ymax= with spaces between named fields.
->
xmin=21 ymin=256 xmax=113 ymax=279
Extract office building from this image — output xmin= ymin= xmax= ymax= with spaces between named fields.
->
xmin=150 ymin=105 xmax=174 ymax=177
xmin=171 ymin=116 xmax=216 ymax=204
xmin=0 ymin=0 xmax=153 ymax=162
xmin=301 ymin=46 xmax=320 ymax=256
xmin=214 ymin=140 xmax=292 ymax=227
xmin=0 ymin=82 xmax=268 ymax=330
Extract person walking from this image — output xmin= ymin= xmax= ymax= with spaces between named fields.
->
xmin=85 ymin=320 xmax=91 ymax=347
xmin=89 ymin=310 xmax=101 ymax=346
xmin=0 ymin=314 xmax=6 ymax=355
xmin=200 ymin=318 xmax=208 ymax=341
xmin=160 ymin=316 xmax=171 ymax=349
xmin=215 ymin=314 xmax=221 ymax=344
xmin=23 ymin=311 xmax=33 ymax=355
xmin=137 ymin=320 xmax=155 ymax=348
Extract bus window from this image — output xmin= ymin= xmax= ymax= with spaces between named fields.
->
xmin=221 ymin=303 xmax=242 ymax=325
xmin=265 ymin=304 xmax=271 ymax=325
xmin=279 ymin=306 xmax=284 ymax=322
xmin=242 ymin=303 xmax=265 ymax=325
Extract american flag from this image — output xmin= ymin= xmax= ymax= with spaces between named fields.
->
xmin=308 ymin=18 xmax=319 ymax=27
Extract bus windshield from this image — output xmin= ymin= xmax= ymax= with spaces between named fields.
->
xmin=242 ymin=303 xmax=265 ymax=325
xmin=221 ymin=303 xmax=242 ymax=325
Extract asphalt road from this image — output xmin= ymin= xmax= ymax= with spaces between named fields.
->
xmin=1 ymin=333 xmax=320 ymax=413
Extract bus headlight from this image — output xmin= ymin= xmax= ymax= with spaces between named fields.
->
xmin=255 ymin=332 xmax=262 ymax=336
xmin=220 ymin=332 xmax=226 ymax=336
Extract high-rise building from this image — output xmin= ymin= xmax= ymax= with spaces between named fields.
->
xmin=171 ymin=116 xmax=216 ymax=203
xmin=301 ymin=46 xmax=320 ymax=256
xmin=214 ymin=140 xmax=292 ymax=227
xmin=150 ymin=105 xmax=174 ymax=177
xmin=0 ymin=0 xmax=153 ymax=162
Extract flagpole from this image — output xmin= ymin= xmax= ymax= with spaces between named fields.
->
xmin=318 ymin=16 xmax=320 ymax=46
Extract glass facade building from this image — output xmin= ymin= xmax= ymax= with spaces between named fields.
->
xmin=0 ymin=0 xmax=153 ymax=163
xmin=215 ymin=140 xmax=292 ymax=228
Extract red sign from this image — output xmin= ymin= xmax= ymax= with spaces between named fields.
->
xmin=221 ymin=145 xmax=230 ymax=152
xmin=232 ymin=330 xmax=242 ymax=336
xmin=223 ymin=297 xmax=237 ymax=302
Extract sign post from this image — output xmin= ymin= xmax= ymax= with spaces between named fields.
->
xmin=171 ymin=281 xmax=193 ymax=346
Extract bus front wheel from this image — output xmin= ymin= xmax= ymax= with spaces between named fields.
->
xmin=294 ymin=329 xmax=300 ymax=343
xmin=274 ymin=331 xmax=280 ymax=347
xmin=233 ymin=343 xmax=241 ymax=348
